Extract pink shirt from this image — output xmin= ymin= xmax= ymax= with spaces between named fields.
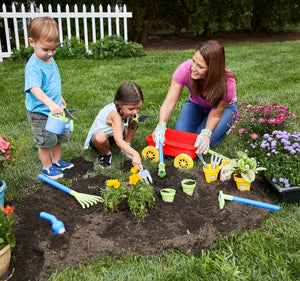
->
xmin=172 ymin=59 xmax=237 ymax=109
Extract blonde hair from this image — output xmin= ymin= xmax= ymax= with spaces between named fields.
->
xmin=28 ymin=17 xmax=59 ymax=42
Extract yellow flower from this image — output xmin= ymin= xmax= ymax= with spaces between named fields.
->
xmin=130 ymin=166 xmax=139 ymax=174
xmin=129 ymin=173 xmax=142 ymax=185
xmin=106 ymin=179 xmax=121 ymax=189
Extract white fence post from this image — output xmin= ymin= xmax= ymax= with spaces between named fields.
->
xmin=0 ymin=3 xmax=132 ymax=62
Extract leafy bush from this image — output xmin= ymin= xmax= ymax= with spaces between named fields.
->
xmin=55 ymin=37 xmax=89 ymax=59
xmin=9 ymin=45 xmax=33 ymax=62
xmin=90 ymin=35 xmax=143 ymax=60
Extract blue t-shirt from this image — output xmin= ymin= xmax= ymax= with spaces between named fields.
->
xmin=24 ymin=55 xmax=62 ymax=115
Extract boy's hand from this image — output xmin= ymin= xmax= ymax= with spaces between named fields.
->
xmin=49 ymin=103 xmax=63 ymax=115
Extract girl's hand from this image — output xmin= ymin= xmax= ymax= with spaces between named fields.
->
xmin=128 ymin=116 xmax=139 ymax=131
xmin=132 ymin=152 xmax=142 ymax=168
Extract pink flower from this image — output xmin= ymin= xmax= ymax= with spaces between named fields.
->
xmin=251 ymin=133 xmax=258 ymax=139
xmin=238 ymin=128 xmax=245 ymax=133
xmin=258 ymin=118 xmax=266 ymax=123
xmin=268 ymin=118 xmax=276 ymax=124
xmin=0 ymin=136 xmax=10 ymax=153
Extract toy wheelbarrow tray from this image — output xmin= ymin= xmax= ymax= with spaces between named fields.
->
xmin=143 ymin=129 xmax=197 ymax=169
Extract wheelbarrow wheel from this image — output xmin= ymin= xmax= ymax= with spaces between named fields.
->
xmin=142 ymin=146 xmax=159 ymax=162
xmin=174 ymin=154 xmax=194 ymax=169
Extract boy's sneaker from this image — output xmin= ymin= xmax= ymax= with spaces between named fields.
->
xmin=99 ymin=153 xmax=112 ymax=168
xmin=52 ymin=160 xmax=74 ymax=171
xmin=41 ymin=165 xmax=63 ymax=179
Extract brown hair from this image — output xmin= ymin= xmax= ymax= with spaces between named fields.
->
xmin=28 ymin=17 xmax=59 ymax=42
xmin=190 ymin=40 xmax=234 ymax=108
xmin=114 ymin=82 xmax=144 ymax=113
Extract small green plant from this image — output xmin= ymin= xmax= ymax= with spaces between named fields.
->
xmin=127 ymin=166 xmax=155 ymax=218
xmin=100 ymin=179 xmax=127 ymax=213
xmin=220 ymin=151 xmax=266 ymax=183
xmin=0 ymin=205 xmax=15 ymax=250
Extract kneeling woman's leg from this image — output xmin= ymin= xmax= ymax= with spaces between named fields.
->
xmin=175 ymin=99 xmax=209 ymax=133
xmin=209 ymin=103 xmax=237 ymax=147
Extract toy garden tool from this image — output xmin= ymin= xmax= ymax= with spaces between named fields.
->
xmin=138 ymin=166 xmax=153 ymax=184
xmin=40 ymin=211 xmax=66 ymax=234
xmin=158 ymin=142 xmax=166 ymax=178
xmin=218 ymin=191 xmax=281 ymax=211
xmin=197 ymin=153 xmax=208 ymax=169
xmin=211 ymin=153 xmax=222 ymax=169
xmin=38 ymin=174 xmax=103 ymax=209
xmin=62 ymin=105 xmax=77 ymax=120
xmin=133 ymin=115 xmax=151 ymax=123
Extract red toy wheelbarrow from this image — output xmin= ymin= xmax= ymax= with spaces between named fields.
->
xmin=142 ymin=128 xmax=230 ymax=169
xmin=142 ymin=128 xmax=198 ymax=169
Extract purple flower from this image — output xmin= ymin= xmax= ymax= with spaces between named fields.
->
xmin=263 ymin=134 xmax=270 ymax=139
xmin=271 ymin=140 xmax=277 ymax=147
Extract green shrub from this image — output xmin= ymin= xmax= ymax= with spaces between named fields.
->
xmin=9 ymin=45 xmax=33 ymax=62
xmin=55 ymin=37 xmax=89 ymax=60
xmin=90 ymin=35 xmax=143 ymax=60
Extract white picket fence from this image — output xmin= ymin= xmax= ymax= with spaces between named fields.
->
xmin=0 ymin=3 xmax=132 ymax=62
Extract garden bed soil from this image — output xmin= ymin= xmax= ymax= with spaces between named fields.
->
xmin=6 ymin=157 xmax=277 ymax=281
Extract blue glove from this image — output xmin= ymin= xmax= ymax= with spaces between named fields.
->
xmin=152 ymin=122 xmax=166 ymax=149
xmin=194 ymin=129 xmax=212 ymax=154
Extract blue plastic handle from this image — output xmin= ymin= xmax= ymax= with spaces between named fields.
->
xmin=38 ymin=174 xmax=72 ymax=194
xmin=232 ymin=196 xmax=280 ymax=211
xmin=159 ymin=142 xmax=164 ymax=164
xmin=40 ymin=211 xmax=65 ymax=234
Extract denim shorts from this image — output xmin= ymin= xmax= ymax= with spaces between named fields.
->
xmin=26 ymin=111 xmax=70 ymax=148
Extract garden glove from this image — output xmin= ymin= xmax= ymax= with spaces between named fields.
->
xmin=152 ymin=122 xmax=166 ymax=149
xmin=194 ymin=128 xmax=212 ymax=154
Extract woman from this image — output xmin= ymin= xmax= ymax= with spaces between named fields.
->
xmin=153 ymin=40 xmax=237 ymax=154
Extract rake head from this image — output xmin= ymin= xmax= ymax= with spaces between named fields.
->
xmin=70 ymin=190 xmax=103 ymax=209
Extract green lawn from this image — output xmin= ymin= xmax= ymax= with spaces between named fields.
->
xmin=0 ymin=42 xmax=299 ymax=280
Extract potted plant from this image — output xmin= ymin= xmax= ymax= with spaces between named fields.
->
xmin=220 ymin=151 xmax=266 ymax=191
xmin=0 ymin=205 xmax=15 ymax=278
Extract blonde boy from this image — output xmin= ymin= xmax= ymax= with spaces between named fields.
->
xmin=25 ymin=17 xmax=73 ymax=179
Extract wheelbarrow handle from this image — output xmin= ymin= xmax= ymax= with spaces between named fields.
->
xmin=38 ymin=174 xmax=72 ymax=194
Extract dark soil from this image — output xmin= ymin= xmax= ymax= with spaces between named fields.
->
xmin=5 ymin=32 xmax=298 ymax=280
xmin=6 ymin=156 xmax=277 ymax=281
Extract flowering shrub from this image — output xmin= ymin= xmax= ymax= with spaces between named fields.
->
xmin=100 ymin=179 xmax=127 ymax=213
xmin=127 ymin=166 xmax=155 ymax=218
xmin=100 ymin=166 xmax=155 ymax=217
xmin=230 ymin=100 xmax=297 ymax=144
xmin=0 ymin=135 xmax=26 ymax=172
xmin=245 ymin=130 xmax=300 ymax=188
xmin=0 ymin=205 xmax=15 ymax=250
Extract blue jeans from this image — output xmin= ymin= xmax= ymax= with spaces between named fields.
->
xmin=174 ymin=99 xmax=237 ymax=147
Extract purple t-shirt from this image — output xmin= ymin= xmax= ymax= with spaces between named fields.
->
xmin=172 ymin=59 xmax=237 ymax=109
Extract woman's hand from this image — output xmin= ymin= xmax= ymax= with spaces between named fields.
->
xmin=152 ymin=122 xmax=166 ymax=149
xmin=194 ymin=129 xmax=212 ymax=154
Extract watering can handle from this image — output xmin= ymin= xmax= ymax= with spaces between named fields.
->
xmin=232 ymin=195 xmax=280 ymax=211
xmin=38 ymin=174 xmax=72 ymax=194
